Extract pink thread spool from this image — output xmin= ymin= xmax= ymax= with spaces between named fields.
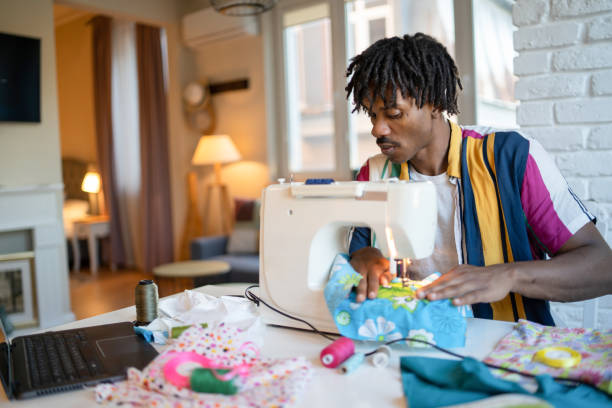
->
xmin=320 ymin=337 xmax=355 ymax=368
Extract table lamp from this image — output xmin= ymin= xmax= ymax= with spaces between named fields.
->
xmin=81 ymin=170 xmax=104 ymax=215
xmin=192 ymin=134 xmax=242 ymax=234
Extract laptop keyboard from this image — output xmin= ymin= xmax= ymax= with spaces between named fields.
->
xmin=24 ymin=331 xmax=101 ymax=387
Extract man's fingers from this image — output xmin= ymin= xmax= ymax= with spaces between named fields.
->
xmin=425 ymin=281 xmax=474 ymax=301
xmin=356 ymin=272 xmax=368 ymax=302
xmin=348 ymin=247 xmax=389 ymax=302
xmin=367 ymin=269 xmax=380 ymax=299
xmin=418 ymin=270 xmax=485 ymax=301
xmin=417 ymin=270 xmax=466 ymax=299
xmin=379 ymin=271 xmax=393 ymax=287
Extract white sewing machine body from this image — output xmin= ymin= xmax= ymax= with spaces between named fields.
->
xmin=258 ymin=180 xmax=437 ymax=332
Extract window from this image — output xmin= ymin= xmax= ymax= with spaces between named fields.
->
xmin=283 ymin=4 xmax=335 ymax=172
xmin=474 ymin=0 xmax=517 ymax=128
xmin=345 ymin=0 xmax=455 ymax=169
xmin=264 ymin=0 xmax=517 ymax=180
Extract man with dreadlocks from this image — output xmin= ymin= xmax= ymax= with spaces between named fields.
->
xmin=346 ymin=33 xmax=612 ymax=325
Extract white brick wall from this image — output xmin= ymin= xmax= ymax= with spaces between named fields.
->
xmin=513 ymin=0 xmax=612 ymax=329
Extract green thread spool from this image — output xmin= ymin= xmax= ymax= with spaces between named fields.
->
xmin=135 ymin=280 xmax=158 ymax=325
xmin=190 ymin=368 xmax=238 ymax=395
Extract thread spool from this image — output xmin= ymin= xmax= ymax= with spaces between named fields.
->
xmin=190 ymin=368 xmax=239 ymax=395
xmin=370 ymin=345 xmax=391 ymax=368
xmin=339 ymin=352 xmax=365 ymax=374
xmin=135 ymin=280 xmax=158 ymax=325
xmin=320 ymin=337 xmax=355 ymax=368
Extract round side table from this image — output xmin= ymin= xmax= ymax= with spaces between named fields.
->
xmin=153 ymin=260 xmax=231 ymax=297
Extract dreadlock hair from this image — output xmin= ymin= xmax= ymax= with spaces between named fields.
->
xmin=345 ymin=33 xmax=462 ymax=116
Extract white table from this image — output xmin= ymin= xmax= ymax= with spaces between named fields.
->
xmin=153 ymin=260 xmax=230 ymax=296
xmin=2 ymin=284 xmax=515 ymax=407
xmin=71 ymin=215 xmax=111 ymax=276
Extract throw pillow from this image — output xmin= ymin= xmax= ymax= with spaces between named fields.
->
xmin=227 ymin=198 xmax=260 ymax=254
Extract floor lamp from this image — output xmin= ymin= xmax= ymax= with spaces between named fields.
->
xmin=192 ymin=134 xmax=241 ymax=235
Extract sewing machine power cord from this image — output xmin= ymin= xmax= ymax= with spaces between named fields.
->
xmin=243 ymin=284 xmax=611 ymax=395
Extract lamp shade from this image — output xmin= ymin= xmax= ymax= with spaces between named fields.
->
xmin=81 ymin=171 xmax=101 ymax=193
xmin=192 ymin=134 xmax=241 ymax=165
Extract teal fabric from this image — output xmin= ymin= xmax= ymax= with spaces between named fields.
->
xmin=400 ymin=356 xmax=612 ymax=408
xmin=324 ymin=254 xmax=469 ymax=348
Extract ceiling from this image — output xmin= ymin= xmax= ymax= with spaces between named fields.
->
xmin=53 ymin=4 xmax=92 ymax=27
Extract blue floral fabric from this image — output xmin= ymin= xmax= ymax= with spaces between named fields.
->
xmin=324 ymin=254 xmax=470 ymax=348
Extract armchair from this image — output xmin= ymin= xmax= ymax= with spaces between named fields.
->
xmin=190 ymin=234 xmax=259 ymax=285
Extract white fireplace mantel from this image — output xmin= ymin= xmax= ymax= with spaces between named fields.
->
xmin=0 ymin=183 xmax=75 ymax=329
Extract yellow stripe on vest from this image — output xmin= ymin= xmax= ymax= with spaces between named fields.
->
xmin=400 ymin=162 xmax=409 ymax=180
xmin=447 ymin=121 xmax=463 ymax=179
xmin=465 ymin=134 xmax=515 ymax=322
xmin=486 ymin=134 xmax=527 ymax=321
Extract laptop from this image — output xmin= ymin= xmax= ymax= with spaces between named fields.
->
xmin=0 ymin=318 xmax=158 ymax=399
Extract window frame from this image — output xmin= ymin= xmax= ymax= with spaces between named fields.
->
xmin=262 ymin=0 xmax=479 ymax=181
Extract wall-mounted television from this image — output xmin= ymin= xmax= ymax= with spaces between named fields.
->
xmin=0 ymin=32 xmax=41 ymax=123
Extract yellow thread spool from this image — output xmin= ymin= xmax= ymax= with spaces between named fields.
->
xmin=533 ymin=346 xmax=581 ymax=368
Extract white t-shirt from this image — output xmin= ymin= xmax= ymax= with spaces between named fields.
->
xmin=407 ymin=168 xmax=458 ymax=280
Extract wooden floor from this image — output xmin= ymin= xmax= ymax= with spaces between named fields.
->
xmin=69 ymin=267 xmax=152 ymax=320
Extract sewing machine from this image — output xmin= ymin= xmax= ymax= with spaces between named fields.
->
xmin=258 ymin=180 xmax=437 ymax=333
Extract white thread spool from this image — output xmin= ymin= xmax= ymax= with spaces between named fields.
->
xmin=370 ymin=345 xmax=391 ymax=368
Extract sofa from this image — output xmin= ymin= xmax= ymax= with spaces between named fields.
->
xmin=190 ymin=235 xmax=259 ymax=285
xmin=191 ymin=197 xmax=260 ymax=285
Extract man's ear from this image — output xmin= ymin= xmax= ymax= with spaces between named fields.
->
xmin=431 ymin=108 xmax=442 ymax=119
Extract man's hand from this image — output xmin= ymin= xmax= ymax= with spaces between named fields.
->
xmin=350 ymin=247 xmax=393 ymax=302
xmin=416 ymin=263 xmax=516 ymax=306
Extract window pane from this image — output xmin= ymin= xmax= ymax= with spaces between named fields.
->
xmin=365 ymin=0 xmax=387 ymax=9
xmin=284 ymin=3 xmax=335 ymax=172
xmin=474 ymin=0 xmax=517 ymax=128
xmin=345 ymin=0 xmax=455 ymax=170
xmin=368 ymin=18 xmax=386 ymax=43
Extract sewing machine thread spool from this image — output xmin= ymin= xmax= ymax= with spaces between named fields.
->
xmin=320 ymin=337 xmax=354 ymax=368
xmin=190 ymin=368 xmax=239 ymax=395
xmin=135 ymin=280 xmax=158 ymax=325
xmin=370 ymin=345 xmax=391 ymax=368
xmin=339 ymin=352 xmax=365 ymax=374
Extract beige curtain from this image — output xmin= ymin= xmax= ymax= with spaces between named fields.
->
xmin=136 ymin=24 xmax=175 ymax=272
xmin=111 ymin=19 xmax=143 ymax=269
xmin=91 ymin=15 xmax=127 ymax=267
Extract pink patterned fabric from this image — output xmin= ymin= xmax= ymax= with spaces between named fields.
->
xmin=484 ymin=320 xmax=612 ymax=393
xmin=95 ymin=324 xmax=312 ymax=407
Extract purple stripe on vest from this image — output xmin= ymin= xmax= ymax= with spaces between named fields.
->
xmin=462 ymin=129 xmax=485 ymax=139
xmin=357 ymin=162 xmax=369 ymax=181
xmin=521 ymin=154 xmax=572 ymax=254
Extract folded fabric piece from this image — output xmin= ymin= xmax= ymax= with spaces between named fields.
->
xmin=324 ymin=254 xmax=469 ymax=348
xmin=143 ymin=289 xmax=263 ymax=345
xmin=484 ymin=319 xmax=612 ymax=394
xmin=96 ymin=324 xmax=312 ymax=407
xmin=400 ymin=356 xmax=611 ymax=408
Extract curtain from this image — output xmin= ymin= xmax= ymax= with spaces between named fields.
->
xmin=111 ymin=19 xmax=142 ymax=269
xmin=136 ymin=24 xmax=175 ymax=272
xmin=91 ymin=15 xmax=127 ymax=267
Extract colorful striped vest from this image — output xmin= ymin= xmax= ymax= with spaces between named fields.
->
xmin=357 ymin=121 xmax=590 ymax=325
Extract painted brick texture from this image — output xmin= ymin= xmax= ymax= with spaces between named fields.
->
xmin=513 ymin=0 xmax=612 ymax=328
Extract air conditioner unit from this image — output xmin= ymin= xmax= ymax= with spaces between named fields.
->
xmin=182 ymin=7 xmax=259 ymax=49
